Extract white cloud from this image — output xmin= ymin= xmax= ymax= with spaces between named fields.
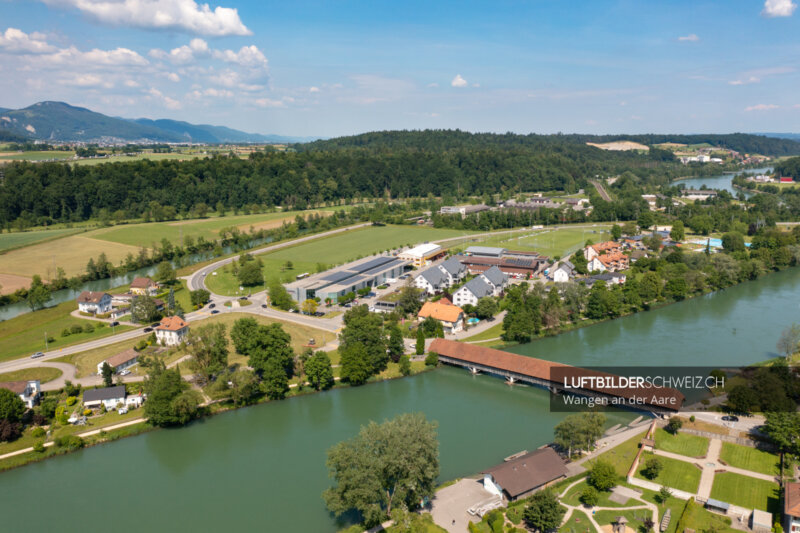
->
xmin=40 ymin=0 xmax=251 ymax=36
xmin=451 ymin=74 xmax=468 ymax=87
xmin=146 ymin=87 xmax=181 ymax=109
xmin=212 ymin=45 xmax=268 ymax=69
xmin=0 ymin=28 xmax=57 ymax=54
xmin=167 ymin=72 xmax=180 ymax=82
xmin=41 ymin=46 xmax=149 ymax=67
xmin=729 ymin=66 xmax=793 ymax=85
xmin=59 ymin=73 xmax=114 ymax=88
xmin=150 ymin=38 xmax=209 ymax=64
xmin=745 ymin=104 xmax=779 ymax=111
xmin=309 ymin=86 xmax=320 ymax=93
xmin=762 ymin=0 xmax=797 ymax=16
xmin=254 ymin=97 xmax=285 ymax=108
xmin=427 ymin=82 xmax=439 ymax=88
xmin=678 ymin=34 xmax=700 ymax=42
xmin=729 ymin=76 xmax=760 ymax=85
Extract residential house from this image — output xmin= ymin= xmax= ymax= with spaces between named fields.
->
xmin=453 ymin=277 xmax=494 ymax=307
xmin=154 ymin=316 xmax=189 ymax=346
xmin=584 ymin=273 xmax=627 ymax=287
xmin=417 ymin=301 xmax=465 ymax=333
xmin=681 ymin=189 xmax=719 ymax=201
xmin=0 ymin=380 xmax=41 ymax=408
xmin=77 ymin=291 xmax=112 ymax=314
xmin=584 ymin=241 xmax=622 ymax=261
xmin=130 ymin=277 xmax=159 ymax=296
xmin=437 ymin=256 xmax=467 ymax=285
xmin=480 ymin=265 xmax=508 ymax=296
xmin=550 ymin=261 xmax=574 ymax=283
xmin=97 ymin=348 xmax=140 ymax=374
xmin=786 ymin=482 xmax=800 ymax=533
xmin=482 ymin=447 xmax=568 ymax=501
xmin=588 ymin=252 xmax=629 ymax=273
xmin=83 ymin=385 xmax=144 ymax=410
xmin=414 ymin=267 xmax=449 ymax=295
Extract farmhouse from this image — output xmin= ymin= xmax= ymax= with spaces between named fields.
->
xmin=0 ymin=380 xmax=41 ymax=408
xmin=417 ymin=301 xmax=465 ymax=333
xmin=397 ymin=243 xmax=445 ymax=267
xmin=439 ymin=204 xmax=489 ymax=217
xmin=453 ymin=277 xmax=494 ymax=307
xmin=550 ymin=261 xmax=574 ymax=283
xmin=130 ymin=277 xmax=159 ymax=296
xmin=77 ymin=291 xmax=112 ymax=314
xmin=414 ymin=267 xmax=449 ymax=295
xmin=285 ymin=255 xmax=409 ymax=303
xmin=83 ymin=385 xmax=144 ymax=410
xmin=481 ymin=447 xmax=568 ymax=501
xmin=97 ymin=347 xmax=140 ymax=374
xmin=155 ymin=316 xmax=189 ymax=346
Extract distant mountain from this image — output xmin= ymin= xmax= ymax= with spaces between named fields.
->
xmin=755 ymin=132 xmax=800 ymax=141
xmin=0 ymin=101 xmax=313 ymax=144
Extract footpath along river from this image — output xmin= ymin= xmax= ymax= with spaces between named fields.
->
xmin=1 ymin=267 xmax=799 ymax=531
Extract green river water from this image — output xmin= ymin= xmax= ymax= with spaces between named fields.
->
xmin=3 ymin=267 xmax=800 ymax=532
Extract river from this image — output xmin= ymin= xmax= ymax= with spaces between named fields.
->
xmin=2 ymin=267 xmax=800 ymax=531
xmin=675 ymin=167 xmax=773 ymax=196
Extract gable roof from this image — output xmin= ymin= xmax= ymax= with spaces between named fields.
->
xmin=77 ymin=291 xmax=110 ymax=304
xmin=83 ymin=385 xmax=126 ymax=403
xmin=786 ymin=482 xmax=800 ymax=518
xmin=130 ymin=277 xmax=157 ymax=289
xmin=156 ymin=316 xmax=188 ymax=331
xmin=106 ymin=348 xmax=140 ymax=368
xmin=419 ymin=267 xmax=448 ymax=287
xmin=482 ymin=447 xmax=568 ymax=498
xmin=591 ymin=241 xmax=621 ymax=253
xmin=481 ymin=265 xmax=507 ymax=287
xmin=459 ymin=277 xmax=494 ymax=299
xmin=555 ymin=261 xmax=574 ymax=274
xmin=0 ymin=380 xmax=29 ymax=395
xmin=439 ymin=257 xmax=465 ymax=277
xmin=418 ymin=301 xmax=464 ymax=323
xmin=596 ymin=252 xmax=628 ymax=266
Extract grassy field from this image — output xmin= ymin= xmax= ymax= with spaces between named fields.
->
xmin=206 ymin=225 xmax=477 ymax=296
xmin=55 ymin=336 xmax=148 ymax=377
xmin=0 ymin=367 xmax=63 ymax=383
xmin=0 ymin=234 xmax=140 ymax=279
xmin=0 ymin=301 xmax=134 ymax=363
xmin=654 ymin=428 xmax=709 ymax=457
xmin=593 ymin=509 xmax=650 ymax=530
xmin=590 ymin=431 xmax=644 ymax=477
xmin=709 ymin=472 xmax=780 ymax=513
xmin=0 ymin=227 xmax=84 ymax=252
xmin=466 ymin=225 xmax=610 ymax=259
xmin=718 ymin=442 xmax=780 ymax=476
xmin=0 ymin=150 xmax=75 ymax=161
xmin=561 ymin=479 xmax=629 ymax=508
xmin=634 ymin=452 xmax=702 ymax=493
xmin=560 ymin=509 xmax=592 ymax=533
xmin=463 ymin=322 xmax=504 ymax=343
xmin=70 ymin=152 xmax=208 ymax=166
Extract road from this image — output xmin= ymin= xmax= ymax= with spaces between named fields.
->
xmin=588 ymin=179 xmax=612 ymax=201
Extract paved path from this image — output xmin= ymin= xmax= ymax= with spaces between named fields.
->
xmin=588 ymin=180 xmax=612 ymax=202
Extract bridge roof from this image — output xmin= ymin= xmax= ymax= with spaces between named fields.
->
xmin=429 ymin=339 xmax=684 ymax=411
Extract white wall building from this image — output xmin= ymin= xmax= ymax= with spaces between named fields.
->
xmin=77 ymin=291 xmax=112 ymax=314
xmin=154 ymin=316 xmax=189 ymax=346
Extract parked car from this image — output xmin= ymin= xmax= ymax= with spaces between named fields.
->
xmin=209 ymin=303 xmax=216 ymax=309
xmin=211 ymin=310 xmax=220 ymax=314
xmin=239 ymin=296 xmax=248 ymax=300
xmin=110 ymin=321 xmax=120 ymax=327
xmin=150 ymin=322 xmax=160 ymax=328
xmin=118 ymin=407 xmax=128 ymax=415
xmin=143 ymin=327 xmax=153 ymax=333
xmin=119 ymin=369 xmax=131 ymax=376
xmin=30 ymin=352 xmax=45 ymax=359
xmin=289 ymin=308 xmax=298 ymax=313
xmin=721 ymin=415 xmax=739 ymax=422
xmin=261 ymin=304 xmax=267 ymax=308
xmin=313 ymin=311 xmax=325 ymax=317
xmin=367 ymin=292 xmax=377 ymax=298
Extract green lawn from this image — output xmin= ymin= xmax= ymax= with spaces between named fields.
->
xmin=0 ymin=228 xmax=84 ymax=252
xmin=593 ymin=509 xmax=650 ymax=530
xmin=718 ymin=442 xmax=780 ymax=477
xmin=463 ymin=321 xmax=504 ymax=342
xmin=634 ymin=453 xmax=702 ymax=493
xmin=638 ymin=490 xmax=689 ymax=533
xmin=561 ymin=480 xmax=629 ymax=508
xmin=710 ymin=472 xmax=780 ymax=513
xmin=0 ymin=150 xmax=75 ymax=161
xmin=654 ymin=428 xmax=709 ymax=457
xmin=560 ymin=509 xmax=592 ymax=533
xmin=0 ymin=301 xmax=134 ymax=362
xmin=0 ymin=366 xmax=63 ymax=383
xmin=468 ymin=225 xmax=610 ymax=259
xmin=670 ymin=499 xmax=736 ymax=533
xmin=590 ymin=431 xmax=645 ymax=477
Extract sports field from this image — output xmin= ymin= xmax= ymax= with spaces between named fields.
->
xmin=0 ymin=227 xmax=83 ymax=252
xmin=466 ymin=225 xmax=610 ymax=258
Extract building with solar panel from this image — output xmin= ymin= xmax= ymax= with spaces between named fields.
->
xmin=284 ymin=255 xmax=410 ymax=303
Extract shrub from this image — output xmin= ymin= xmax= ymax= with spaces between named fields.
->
xmin=399 ymin=355 xmax=411 ymax=376
xmin=83 ymin=323 xmax=95 ymax=333
xmin=588 ymin=460 xmax=617 ymax=491
xmin=31 ymin=427 xmax=46 ymax=438
xmin=33 ymin=441 xmax=46 ymax=453
xmin=46 ymin=336 xmax=55 ymax=344
xmin=61 ymin=328 xmax=71 ymax=337
xmin=54 ymin=435 xmax=84 ymax=450
xmin=70 ymin=324 xmax=83 ymax=334
xmin=65 ymin=396 xmax=77 ymax=406
xmin=424 ymin=353 xmax=439 ymax=366
xmin=95 ymin=322 xmax=105 ymax=329
xmin=580 ymin=486 xmax=599 ymax=506
xmin=486 ymin=509 xmax=504 ymax=533
xmin=666 ymin=417 xmax=683 ymax=434
xmin=689 ymin=415 xmax=696 ymax=422
xmin=0 ymin=419 xmax=22 ymax=442
xmin=83 ymin=409 xmax=92 ymax=416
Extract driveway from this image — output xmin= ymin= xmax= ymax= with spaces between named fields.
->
xmin=430 ymin=478 xmax=495 ymax=532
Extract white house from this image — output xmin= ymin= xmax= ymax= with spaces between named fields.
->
xmin=453 ymin=277 xmax=494 ymax=307
xmin=130 ymin=277 xmax=159 ymax=296
xmin=0 ymin=380 xmax=41 ymax=408
xmin=97 ymin=348 xmax=140 ymax=374
xmin=77 ymin=291 xmax=112 ymax=314
xmin=437 ymin=256 xmax=467 ymax=285
xmin=479 ymin=266 xmax=508 ymax=296
xmin=155 ymin=316 xmax=189 ymax=346
xmin=83 ymin=385 xmax=144 ymax=410
xmin=550 ymin=261 xmax=575 ymax=283
xmin=414 ymin=267 xmax=449 ymax=295
xmin=785 ymin=482 xmax=800 ymax=533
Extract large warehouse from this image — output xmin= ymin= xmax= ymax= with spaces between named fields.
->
xmin=397 ymin=243 xmax=445 ymax=267
xmin=285 ymin=255 xmax=409 ymax=303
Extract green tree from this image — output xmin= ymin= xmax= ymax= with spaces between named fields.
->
xmin=189 ymin=289 xmax=211 ymax=308
xmin=639 ymin=271 xmax=662 ymax=301
xmin=26 ymin=275 xmax=52 ymax=311
xmin=670 ymin=220 xmax=685 ymax=241
xmin=643 ymin=457 xmax=663 ymax=480
xmin=416 ymin=328 xmax=425 ymax=355
xmin=587 ymin=460 xmax=617 ymax=491
xmin=323 ymin=413 xmax=439 ymax=527
xmin=131 ymin=295 xmax=161 ymax=324
xmin=306 ymin=351 xmax=334 ymax=390
xmin=247 ymin=323 xmax=295 ymax=378
xmin=580 ymin=486 xmax=599 ymax=507
xmin=340 ymin=306 xmax=387 ymax=374
xmin=187 ymin=323 xmax=229 ymax=385
xmin=155 ymin=261 xmax=176 ymax=285
xmin=397 ymin=286 xmax=423 ymax=315
xmin=763 ymin=412 xmax=800 ymax=457
xmin=339 ymin=342 xmax=373 ymax=386
xmin=262 ymin=358 xmax=289 ymax=400
xmin=522 ymin=490 xmax=565 ymax=532
xmin=398 ymin=355 xmax=411 ymax=376
xmin=475 ymin=297 xmax=498 ymax=320
xmin=0 ymin=388 xmax=26 ymax=422
xmin=101 ymin=362 xmax=113 ymax=387
xmin=228 ymin=369 xmax=260 ymax=406
xmin=143 ymin=361 xmax=201 ymax=426
xmin=237 ymin=261 xmax=264 ymax=287
xmin=722 ymin=231 xmax=746 ymax=253
xmin=637 ymin=211 xmax=655 ymax=231
xmin=611 ymin=224 xmax=622 ymax=241
xmin=666 ymin=417 xmax=683 ymax=434
xmin=268 ymin=281 xmax=295 ymax=311
xmin=777 ymin=323 xmax=800 ymax=359
xmin=387 ymin=324 xmax=405 ymax=362
xmin=167 ymin=286 xmax=175 ymax=313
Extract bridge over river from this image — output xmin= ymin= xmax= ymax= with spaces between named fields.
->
xmin=429 ymin=339 xmax=685 ymax=415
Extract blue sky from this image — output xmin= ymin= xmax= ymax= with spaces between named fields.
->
xmin=0 ymin=0 xmax=798 ymax=137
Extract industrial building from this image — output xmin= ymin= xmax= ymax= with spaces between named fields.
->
xmin=285 ymin=255 xmax=409 ymax=303
xmin=397 ymin=243 xmax=445 ymax=267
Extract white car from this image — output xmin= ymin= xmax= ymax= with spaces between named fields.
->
xmin=118 ymin=407 xmax=128 ymax=415
xmin=119 ymin=369 xmax=131 ymax=376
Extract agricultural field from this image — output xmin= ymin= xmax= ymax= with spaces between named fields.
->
xmin=654 ymin=428 xmax=709 ymax=457
xmin=0 ymin=301 xmax=134 ymax=363
xmin=0 ymin=150 xmax=75 ymax=161
xmin=709 ymin=472 xmax=780 ymax=513
xmin=466 ymin=225 xmax=610 ymax=259
xmin=70 ymin=152 xmax=208 ymax=166
xmin=718 ymin=442 xmax=780 ymax=476
xmin=0 ymin=227 xmax=84 ymax=252
xmin=634 ymin=452 xmax=702 ymax=493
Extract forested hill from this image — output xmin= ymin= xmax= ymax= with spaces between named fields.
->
xmin=296 ymin=130 xmax=800 ymax=157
